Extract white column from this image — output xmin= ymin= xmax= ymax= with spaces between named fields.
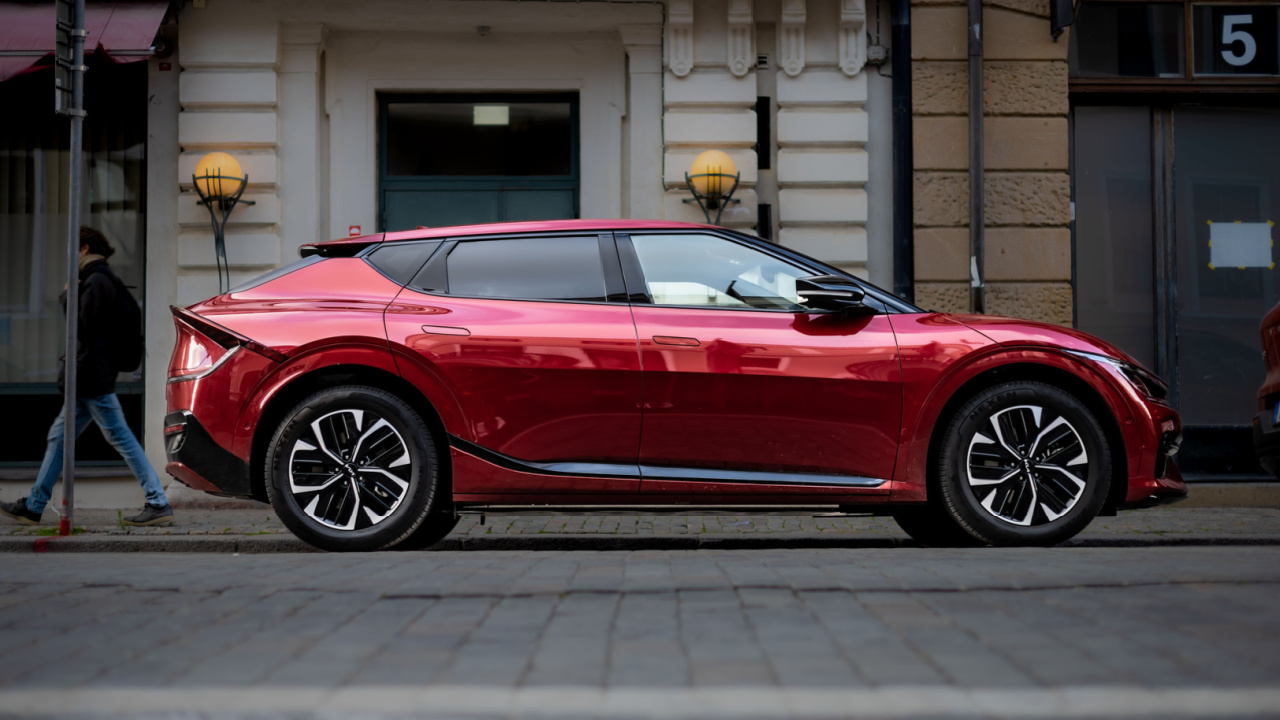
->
xmin=143 ymin=45 xmax=181 ymax=483
xmin=620 ymin=24 xmax=664 ymax=220
xmin=280 ymin=24 xmax=327 ymax=258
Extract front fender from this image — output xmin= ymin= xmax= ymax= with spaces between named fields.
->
xmin=888 ymin=315 xmax=1142 ymax=503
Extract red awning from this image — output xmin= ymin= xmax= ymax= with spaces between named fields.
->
xmin=0 ymin=1 xmax=169 ymax=83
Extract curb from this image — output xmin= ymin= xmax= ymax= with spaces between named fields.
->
xmin=3 ymin=533 xmax=1279 ymax=553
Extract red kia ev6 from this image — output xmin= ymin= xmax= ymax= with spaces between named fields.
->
xmin=165 ymin=220 xmax=1187 ymax=551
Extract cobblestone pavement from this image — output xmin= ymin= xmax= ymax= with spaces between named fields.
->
xmin=0 ymin=545 xmax=1277 ymax=718
xmin=3 ymin=505 xmax=1279 ymax=543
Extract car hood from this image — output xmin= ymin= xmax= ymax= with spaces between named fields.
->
xmin=947 ymin=314 xmax=1142 ymax=367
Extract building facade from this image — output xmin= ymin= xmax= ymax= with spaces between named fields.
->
xmin=0 ymin=0 xmax=1276 ymax=490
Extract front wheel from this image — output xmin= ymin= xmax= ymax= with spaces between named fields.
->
xmin=265 ymin=386 xmax=449 ymax=552
xmin=934 ymin=381 xmax=1112 ymax=547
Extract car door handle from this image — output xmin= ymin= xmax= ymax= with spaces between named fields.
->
xmin=422 ymin=324 xmax=471 ymax=336
xmin=652 ymin=335 xmax=700 ymax=347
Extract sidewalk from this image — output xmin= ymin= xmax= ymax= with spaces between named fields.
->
xmin=1 ymin=504 xmax=1278 ymax=552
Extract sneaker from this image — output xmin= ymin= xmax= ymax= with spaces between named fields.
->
xmin=124 ymin=503 xmax=174 ymax=527
xmin=0 ymin=498 xmax=41 ymax=525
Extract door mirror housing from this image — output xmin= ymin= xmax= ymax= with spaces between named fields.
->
xmin=796 ymin=275 xmax=870 ymax=313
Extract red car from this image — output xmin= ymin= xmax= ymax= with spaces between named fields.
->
xmin=165 ymin=220 xmax=1186 ymax=551
xmin=1254 ymin=302 xmax=1280 ymax=478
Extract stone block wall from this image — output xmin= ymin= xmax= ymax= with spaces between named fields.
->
xmin=910 ymin=0 xmax=1072 ymax=324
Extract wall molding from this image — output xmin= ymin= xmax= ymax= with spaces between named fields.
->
xmin=780 ymin=0 xmax=806 ymax=78
xmin=727 ymin=0 xmax=753 ymax=78
xmin=667 ymin=0 xmax=694 ymax=77
xmin=839 ymin=0 xmax=867 ymax=77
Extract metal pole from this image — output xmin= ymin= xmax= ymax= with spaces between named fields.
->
xmin=890 ymin=0 xmax=914 ymax=303
xmin=968 ymin=0 xmax=986 ymax=314
xmin=60 ymin=0 xmax=86 ymax=537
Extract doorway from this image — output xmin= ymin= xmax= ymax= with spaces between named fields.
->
xmin=1073 ymin=105 xmax=1280 ymax=474
xmin=378 ymin=93 xmax=579 ymax=231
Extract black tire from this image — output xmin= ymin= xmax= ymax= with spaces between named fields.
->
xmin=934 ymin=381 xmax=1111 ymax=547
xmin=892 ymin=506 xmax=984 ymax=547
xmin=265 ymin=385 xmax=448 ymax=552
xmin=394 ymin=511 xmax=461 ymax=551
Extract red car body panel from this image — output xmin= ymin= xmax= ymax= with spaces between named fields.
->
xmin=385 ymin=287 xmax=643 ymax=494
xmin=164 ymin=220 xmax=1188 ymax=513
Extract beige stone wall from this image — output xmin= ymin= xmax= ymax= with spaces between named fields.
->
xmin=910 ymin=0 xmax=1071 ymax=325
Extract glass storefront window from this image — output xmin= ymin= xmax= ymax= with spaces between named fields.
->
xmin=385 ymin=99 xmax=573 ymax=177
xmin=1073 ymin=107 xmax=1159 ymax=371
xmin=1070 ymin=2 xmax=1187 ymax=77
xmin=0 ymin=60 xmax=147 ymax=463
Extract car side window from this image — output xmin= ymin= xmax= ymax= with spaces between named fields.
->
xmin=629 ymin=234 xmax=809 ymax=311
xmin=444 ymin=236 xmax=608 ymax=302
xmin=366 ymin=241 xmax=440 ymax=285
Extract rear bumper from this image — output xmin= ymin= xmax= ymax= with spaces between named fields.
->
xmin=1253 ymin=409 xmax=1280 ymax=479
xmin=163 ymin=410 xmax=254 ymax=498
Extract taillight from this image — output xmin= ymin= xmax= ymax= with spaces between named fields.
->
xmin=168 ymin=321 xmax=240 ymax=384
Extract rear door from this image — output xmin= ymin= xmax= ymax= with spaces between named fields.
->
xmin=619 ymin=232 xmax=901 ymax=494
xmin=382 ymin=234 xmax=643 ymax=494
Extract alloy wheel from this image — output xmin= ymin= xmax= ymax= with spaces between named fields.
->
xmin=965 ymin=404 xmax=1089 ymax=527
xmin=287 ymin=408 xmax=412 ymax=530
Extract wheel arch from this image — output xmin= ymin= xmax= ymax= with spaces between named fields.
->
xmin=247 ymin=364 xmax=452 ymax=504
xmin=922 ymin=361 xmax=1130 ymax=516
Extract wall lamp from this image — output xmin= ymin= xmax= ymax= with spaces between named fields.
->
xmin=684 ymin=150 xmax=740 ymax=226
xmin=193 ymin=151 xmax=255 ymax=293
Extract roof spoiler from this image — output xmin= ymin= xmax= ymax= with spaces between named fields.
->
xmin=298 ymin=233 xmax=385 ymax=258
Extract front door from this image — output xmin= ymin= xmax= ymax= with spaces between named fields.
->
xmin=619 ymin=232 xmax=901 ymax=492
xmin=379 ymin=94 xmax=579 ymax=231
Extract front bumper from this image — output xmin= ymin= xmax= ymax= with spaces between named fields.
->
xmin=1253 ymin=409 xmax=1280 ymax=479
xmin=163 ymin=410 xmax=254 ymax=498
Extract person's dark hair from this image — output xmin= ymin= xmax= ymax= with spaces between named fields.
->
xmin=80 ymin=226 xmax=115 ymax=259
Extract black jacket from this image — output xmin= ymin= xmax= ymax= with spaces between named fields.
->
xmin=58 ymin=258 xmax=123 ymax=398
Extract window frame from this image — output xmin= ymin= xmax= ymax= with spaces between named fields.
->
xmin=1068 ymin=0 xmax=1280 ymax=93
xmin=616 ymin=231 xmax=903 ymax=315
xmin=396 ymin=232 xmax=626 ymax=305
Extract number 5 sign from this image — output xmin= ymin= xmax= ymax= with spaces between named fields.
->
xmin=1194 ymin=5 xmax=1279 ymax=75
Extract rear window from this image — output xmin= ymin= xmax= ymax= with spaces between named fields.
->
xmin=227 ymin=255 xmax=323 ymax=294
xmin=444 ymin=237 xmax=607 ymax=302
xmin=366 ymin=241 xmax=440 ymax=285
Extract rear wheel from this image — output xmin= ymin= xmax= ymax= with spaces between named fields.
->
xmin=934 ymin=381 xmax=1112 ymax=547
xmin=265 ymin=386 xmax=450 ymax=552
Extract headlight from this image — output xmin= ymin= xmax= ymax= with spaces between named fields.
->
xmin=1067 ymin=350 xmax=1169 ymax=402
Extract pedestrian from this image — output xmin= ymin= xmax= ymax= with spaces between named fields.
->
xmin=1 ymin=227 xmax=174 ymax=527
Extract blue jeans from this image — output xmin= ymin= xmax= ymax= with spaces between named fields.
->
xmin=27 ymin=393 xmax=168 ymax=515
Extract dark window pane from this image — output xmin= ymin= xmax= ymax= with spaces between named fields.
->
xmin=385 ymin=101 xmax=573 ymax=176
xmin=446 ymin=237 xmax=606 ymax=302
xmin=1070 ymin=3 xmax=1185 ymax=77
xmin=1173 ymin=108 xmax=1280 ymax=425
xmin=366 ymin=242 xmax=439 ymax=285
xmin=1073 ymin=107 xmax=1157 ymax=371
xmin=1193 ymin=5 xmax=1280 ymax=76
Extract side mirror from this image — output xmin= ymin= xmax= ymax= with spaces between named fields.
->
xmin=796 ymin=275 xmax=870 ymax=313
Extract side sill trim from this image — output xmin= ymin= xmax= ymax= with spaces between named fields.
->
xmin=449 ymin=436 xmax=640 ymax=478
xmin=638 ymin=465 xmax=885 ymax=488
xmin=448 ymin=436 xmax=887 ymax=488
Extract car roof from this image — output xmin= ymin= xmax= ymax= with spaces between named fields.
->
xmin=318 ymin=219 xmax=723 ymax=247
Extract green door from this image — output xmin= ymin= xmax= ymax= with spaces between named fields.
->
xmin=379 ymin=94 xmax=579 ymax=231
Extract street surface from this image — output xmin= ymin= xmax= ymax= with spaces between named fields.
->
xmin=0 ymin=543 xmax=1278 ymax=718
